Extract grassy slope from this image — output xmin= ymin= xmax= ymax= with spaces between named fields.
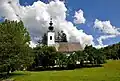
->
xmin=8 ymin=60 xmax=120 ymax=81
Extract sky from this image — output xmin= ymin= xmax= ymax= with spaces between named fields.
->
xmin=0 ymin=0 xmax=120 ymax=48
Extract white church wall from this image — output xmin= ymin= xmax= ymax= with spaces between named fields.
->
xmin=47 ymin=32 xmax=55 ymax=46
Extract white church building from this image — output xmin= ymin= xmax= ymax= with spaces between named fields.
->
xmin=47 ymin=18 xmax=82 ymax=53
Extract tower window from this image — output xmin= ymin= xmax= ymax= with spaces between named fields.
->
xmin=50 ymin=36 xmax=52 ymax=40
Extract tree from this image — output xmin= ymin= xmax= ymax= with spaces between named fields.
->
xmin=37 ymin=33 xmax=47 ymax=46
xmin=33 ymin=46 xmax=56 ymax=69
xmin=0 ymin=20 xmax=34 ymax=74
xmin=102 ymin=42 xmax=120 ymax=60
xmin=75 ymin=51 xmax=87 ymax=66
xmin=84 ymin=45 xmax=106 ymax=65
xmin=55 ymin=52 xmax=68 ymax=68
xmin=61 ymin=31 xmax=67 ymax=42
xmin=56 ymin=31 xmax=68 ymax=42
xmin=66 ymin=53 xmax=77 ymax=69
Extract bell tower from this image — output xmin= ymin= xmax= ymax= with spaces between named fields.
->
xmin=47 ymin=18 xmax=55 ymax=46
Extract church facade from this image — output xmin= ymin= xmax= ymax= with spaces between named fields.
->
xmin=47 ymin=18 xmax=82 ymax=53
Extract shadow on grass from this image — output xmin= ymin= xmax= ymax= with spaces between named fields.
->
xmin=28 ymin=67 xmax=75 ymax=72
xmin=0 ymin=72 xmax=27 ymax=80
xmin=76 ymin=64 xmax=103 ymax=68
xmin=9 ymin=72 xmax=27 ymax=77
xmin=0 ymin=64 xmax=103 ymax=80
xmin=28 ymin=64 xmax=103 ymax=72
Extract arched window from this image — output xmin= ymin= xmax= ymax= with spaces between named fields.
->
xmin=50 ymin=36 xmax=52 ymax=40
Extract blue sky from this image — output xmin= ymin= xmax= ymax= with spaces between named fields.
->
xmin=66 ymin=0 xmax=120 ymax=45
xmin=1 ymin=0 xmax=119 ymax=46
xmin=19 ymin=0 xmax=120 ymax=45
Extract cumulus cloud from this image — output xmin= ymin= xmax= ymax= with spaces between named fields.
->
xmin=0 ymin=0 xmax=19 ymax=21
xmin=97 ymin=35 xmax=116 ymax=46
xmin=94 ymin=19 xmax=120 ymax=48
xmin=74 ymin=9 xmax=86 ymax=24
xmin=94 ymin=19 xmax=120 ymax=35
xmin=0 ymin=0 xmax=93 ymax=48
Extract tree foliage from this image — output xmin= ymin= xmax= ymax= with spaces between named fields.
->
xmin=57 ymin=31 xmax=67 ymax=42
xmin=31 ymin=45 xmax=107 ymax=70
xmin=32 ymin=46 xmax=56 ymax=69
xmin=0 ymin=20 xmax=34 ymax=74
xmin=102 ymin=42 xmax=120 ymax=60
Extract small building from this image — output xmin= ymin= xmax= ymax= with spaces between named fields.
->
xmin=47 ymin=18 xmax=83 ymax=53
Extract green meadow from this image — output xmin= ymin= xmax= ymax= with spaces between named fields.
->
xmin=5 ymin=60 xmax=120 ymax=81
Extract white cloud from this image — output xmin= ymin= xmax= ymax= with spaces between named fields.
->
xmin=94 ymin=19 xmax=120 ymax=35
xmin=0 ymin=0 xmax=19 ymax=21
xmin=94 ymin=19 xmax=120 ymax=48
xmin=74 ymin=9 xmax=86 ymax=24
xmin=93 ymin=45 xmax=108 ymax=49
xmin=97 ymin=35 xmax=116 ymax=46
xmin=0 ymin=0 xmax=93 ymax=49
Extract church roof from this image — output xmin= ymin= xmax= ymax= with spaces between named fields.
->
xmin=56 ymin=42 xmax=83 ymax=53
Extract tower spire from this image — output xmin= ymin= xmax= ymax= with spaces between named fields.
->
xmin=47 ymin=17 xmax=55 ymax=46
xmin=49 ymin=18 xmax=53 ymax=26
xmin=48 ymin=18 xmax=54 ymax=31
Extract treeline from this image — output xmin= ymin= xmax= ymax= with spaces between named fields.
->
xmin=31 ymin=42 xmax=120 ymax=71
xmin=28 ymin=45 xmax=106 ymax=71
xmin=0 ymin=20 xmax=120 ymax=78
xmin=101 ymin=43 xmax=120 ymax=60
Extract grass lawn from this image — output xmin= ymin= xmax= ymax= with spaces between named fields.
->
xmin=6 ymin=60 xmax=120 ymax=81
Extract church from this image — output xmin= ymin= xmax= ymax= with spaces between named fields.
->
xmin=47 ymin=18 xmax=83 ymax=53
